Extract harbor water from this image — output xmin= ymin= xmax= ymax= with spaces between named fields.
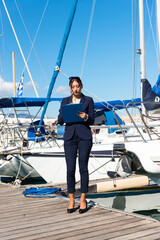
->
xmin=86 ymin=187 xmax=160 ymax=221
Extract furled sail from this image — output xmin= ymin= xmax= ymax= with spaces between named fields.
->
xmin=152 ymin=74 xmax=160 ymax=95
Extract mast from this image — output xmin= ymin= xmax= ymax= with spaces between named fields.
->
xmin=38 ymin=0 xmax=78 ymax=131
xmin=139 ymin=0 xmax=146 ymax=79
xmin=12 ymin=52 xmax=16 ymax=97
xmin=12 ymin=52 xmax=17 ymax=118
xmin=138 ymin=0 xmax=146 ymax=112
xmin=2 ymin=0 xmax=39 ymax=97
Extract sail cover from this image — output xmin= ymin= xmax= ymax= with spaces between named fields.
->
xmin=0 ymin=97 xmax=140 ymax=111
xmin=152 ymin=74 xmax=160 ymax=95
xmin=94 ymin=98 xmax=141 ymax=111
xmin=0 ymin=97 xmax=63 ymax=108
xmin=142 ymin=78 xmax=160 ymax=110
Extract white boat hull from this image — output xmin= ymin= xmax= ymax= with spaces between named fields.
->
xmin=24 ymin=144 xmax=119 ymax=184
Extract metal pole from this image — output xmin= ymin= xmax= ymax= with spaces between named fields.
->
xmin=12 ymin=52 xmax=16 ymax=97
xmin=139 ymin=0 xmax=146 ymax=79
xmin=12 ymin=52 xmax=17 ymax=118
xmin=38 ymin=0 xmax=78 ymax=131
xmin=2 ymin=0 xmax=39 ymax=97
xmin=139 ymin=0 xmax=146 ymax=114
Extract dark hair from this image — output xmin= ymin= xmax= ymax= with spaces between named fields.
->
xmin=69 ymin=76 xmax=83 ymax=88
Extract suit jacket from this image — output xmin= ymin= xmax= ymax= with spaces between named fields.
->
xmin=58 ymin=93 xmax=94 ymax=140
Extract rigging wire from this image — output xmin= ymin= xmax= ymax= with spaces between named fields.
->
xmin=56 ymin=66 xmax=133 ymax=114
xmin=80 ymin=0 xmax=96 ymax=78
xmin=145 ymin=0 xmax=159 ymax=71
xmin=56 ymin=0 xmax=139 ymax=115
xmin=2 ymin=0 xmax=39 ymax=97
xmin=156 ymin=0 xmax=160 ymax=73
xmin=0 ymin=9 xmax=4 ymax=74
xmin=14 ymin=0 xmax=49 ymax=84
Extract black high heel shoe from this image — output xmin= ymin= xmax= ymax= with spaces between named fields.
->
xmin=67 ymin=202 xmax=75 ymax=213
xmin=67 ymin=207 xmax=74 ymax=213
xmin=79 ymin=200 xmax=87 ymax=214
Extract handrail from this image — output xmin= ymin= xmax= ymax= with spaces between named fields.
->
xmin=125 ymin=103 xmax=147 ymax=142
xmin=112 ymin=108 xmax=128 ymax=142
xmin=94 ymin=101 xmax=160 ymax=143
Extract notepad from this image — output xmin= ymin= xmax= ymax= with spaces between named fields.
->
xmin=61 ymin=103 xmax=84 ymax=123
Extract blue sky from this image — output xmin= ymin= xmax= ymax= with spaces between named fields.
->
xmin=0 ymin=0 xmax=159 ymax=117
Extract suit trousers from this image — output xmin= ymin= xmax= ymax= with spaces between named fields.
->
xmin=64 ymin=132 xmax=92 ymax=193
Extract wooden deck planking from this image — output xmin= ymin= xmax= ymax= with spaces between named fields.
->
xmin=0 ymin=182 xmax=160 ymax=240
xmin=139 ymin=232 xmax=160 ymax=240
xmin=39 ymin=219 xmax=153 ymax=240
xmin=57 ymin=222 xmax=159 ymax=240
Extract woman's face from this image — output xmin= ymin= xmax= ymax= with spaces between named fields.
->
xmin=70 ymin=80 xmax=82 ymax=97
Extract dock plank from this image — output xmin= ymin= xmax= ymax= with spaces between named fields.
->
xmin=138 ymin=232 xmax=160 ymax=240
xmin=0 ymin=182 xmax=160 ymax=240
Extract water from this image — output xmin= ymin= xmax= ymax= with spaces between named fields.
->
xmin=86 ymin=187 xmax=160 ymax=221
xmin=134 ymin=209 xmax=160 ymax=221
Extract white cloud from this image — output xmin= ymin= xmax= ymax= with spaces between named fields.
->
xmin=24 ymin=81 xmax=34 ymax=90
xmin=0 ymin=76 xmax=36 ymax=97
xmin=0 ymin=76 xmax=14 ymax=96
xmin=54 ymin=86 xmax=70 ymax=96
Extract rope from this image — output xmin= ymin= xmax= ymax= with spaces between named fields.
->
xmin=2 ymin=0 xmax=39 ymax=97
xmin=0 ymin=10 xmax=4 ymax=73
xmin=88 ymin=158 xmax=114 ymax=176
xmin=23 ymin=187 xmax=62 ymax=198
xmin=55 ymin=66 xmax=69 ymax=78
xmin=14 ymin=148 xmax=23 ymax=181
xmin=145 ymin=0 xmax=159 ymax=67
xmin=14 ymin=0 xmax=49 ymax=84
xmin=55 ymin=66 xmax=127 ymax=113
xmin=80 ymin=0 xmax=96 ymax=78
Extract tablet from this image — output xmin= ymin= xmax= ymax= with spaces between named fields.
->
xmin=61 ymin=103 xmax=84 ymax=123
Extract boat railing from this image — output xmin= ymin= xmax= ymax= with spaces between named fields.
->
xmin=0 ymin=122 xmax=59 ymax=149
xmin=1 ymin=99 xmax=160 ymax=148
xmin=91 ymin=101 xmax=160 ymax=144
xmin=0 ymin=97 xmax=62 ymax=149
xmin=113 ymin=101 xmax=160 ymax=142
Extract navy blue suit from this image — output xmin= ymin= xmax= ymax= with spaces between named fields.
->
xmin=58 ymin=93 xmax=94 ymax=193
xmin=58 ymin=93 xmax=94 ymax=140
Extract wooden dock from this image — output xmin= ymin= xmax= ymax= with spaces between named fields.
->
xmin=0 ymin=182 xmax=160 ymax=240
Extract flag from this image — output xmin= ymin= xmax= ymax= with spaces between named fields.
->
xmin=17 ymin=73 xmax=24 ymax=97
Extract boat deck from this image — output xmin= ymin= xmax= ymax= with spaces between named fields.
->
xmin=0 ymin=182 xmax=160 ymax=240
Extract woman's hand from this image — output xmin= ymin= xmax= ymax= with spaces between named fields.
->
xmin=52 ymin=119 xmax=58 ymax=126
xmin=78 ymin=112 xmax=88 ymax=120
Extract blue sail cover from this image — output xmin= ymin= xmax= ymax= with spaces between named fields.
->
xmin=0 ymin=97 xmax=140 ymax=112
xmin=0 ymin=97 xmax=63 ymax=108
xmin=142 ymin=79 xmax=160 ymax=111
xmin=104 ymin=111 xmax=125 ymax=133
xmin=152 ymin=74 xmax=160 ymax=95
xmin=94 ymin=98 xmax=141 ymax=111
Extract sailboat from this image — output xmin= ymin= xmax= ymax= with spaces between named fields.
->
xmin=0 ymin=0 xmax=139 ymax=183
xmin=1 ymin=0 xmax=160 ymax=189
xmin=103 ymin=0 xmax=160 ymax=185
xmin=14 ymin=0 xmax=160 ymax=187
xmin=0 ymin=96 xmax=139 ymax=181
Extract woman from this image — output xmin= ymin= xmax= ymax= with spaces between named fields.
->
xmin=58 ymin=76 xmax=94 ymax=214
